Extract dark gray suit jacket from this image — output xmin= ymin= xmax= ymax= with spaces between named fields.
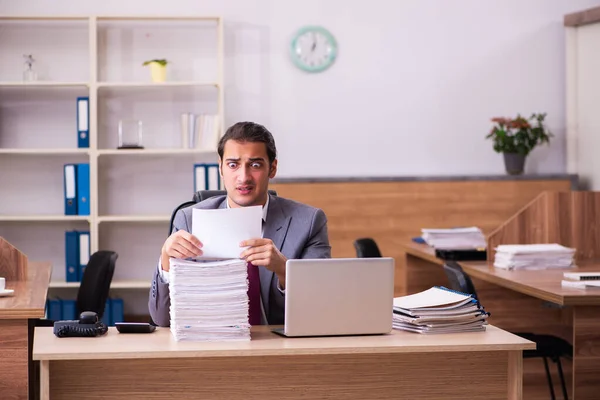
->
xmin=148 ymin=194 xmax=331 ymax=326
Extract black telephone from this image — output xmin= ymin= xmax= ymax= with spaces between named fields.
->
xmin=53 ymin=311 xmax=109 ymax=338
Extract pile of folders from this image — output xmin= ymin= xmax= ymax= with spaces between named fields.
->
xmin=392 ymin=286 xmax=489 ymax=334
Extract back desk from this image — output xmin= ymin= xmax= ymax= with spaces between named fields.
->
xmin=33 ymin=325 xmax=533 ymax=400
xmin=402 ymin=242 xmax=600 ymax=400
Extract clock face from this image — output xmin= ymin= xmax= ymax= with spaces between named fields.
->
xmin=290 ymin=26 xmax=337 ymax=73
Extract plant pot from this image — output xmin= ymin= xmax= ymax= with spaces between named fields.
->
xmin=149 ymin=63 xmax=166 ymax=83
xmin=503 ymin=152 xmax=526 ymax=175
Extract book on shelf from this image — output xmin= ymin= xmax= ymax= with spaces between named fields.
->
xmin=180 ymin=113 xmax=219 ymax=150
xmin=392 ymin=286 xmax=489 ymax=334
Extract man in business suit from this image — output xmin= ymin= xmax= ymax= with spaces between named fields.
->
xmin=149 ymin=121 xmax=331 ymax=326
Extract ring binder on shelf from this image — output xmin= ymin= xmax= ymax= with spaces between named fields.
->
xmin=63 ymin=164 xmax=78 ymax=215
xmin=77 ymin=97 xmax=89 ymax=148
xmin=76 ymin=163 xmax=90 ymax=216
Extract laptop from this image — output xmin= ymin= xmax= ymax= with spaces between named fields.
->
xmin=272 ymin=257 xmax=395 ymax=337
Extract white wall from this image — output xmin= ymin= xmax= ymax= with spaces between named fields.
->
xmin=2 ymin=0 xmax=599 ymax=178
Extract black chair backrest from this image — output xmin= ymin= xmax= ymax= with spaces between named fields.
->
xmin=168 ymin=190 xmax=278 ymax=236
xmin=193 ymin=189 xmax=278 ymax=203
xmin=354 ymin=238 xmax=382 ymax=258
xmin=442 ymin=261 xmax=478 ymax=299
xmin=76 ymin=250 xmax=117 ymax=319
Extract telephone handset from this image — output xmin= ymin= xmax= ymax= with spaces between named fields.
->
xmin=53 ymin=311 xmax=109 ymax=338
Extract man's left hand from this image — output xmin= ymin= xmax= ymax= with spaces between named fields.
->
xmin=240 ymin=238 xmax=287 ymax=288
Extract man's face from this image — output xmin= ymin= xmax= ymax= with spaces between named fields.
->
xmin=220 ymin=139 xmax=277 ymax=208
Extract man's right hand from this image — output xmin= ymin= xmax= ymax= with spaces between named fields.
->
xmin=161 ymin=231 xmax=203 ymax=272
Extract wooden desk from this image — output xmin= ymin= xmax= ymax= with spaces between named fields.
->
xmin=402 ymin=242 xmax=600 ymax=400
xmin=33 ymin=325 xmax=533 ymax=400
xmin=0 ymin=262 xmax=52 ymax=400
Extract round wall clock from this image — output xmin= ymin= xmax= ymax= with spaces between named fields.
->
xmin=290 ymin=26 xmax=338 ymax=73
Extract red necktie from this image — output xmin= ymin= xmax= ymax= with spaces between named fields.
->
xmin=247 ymin=262 xmax=261 ymax=325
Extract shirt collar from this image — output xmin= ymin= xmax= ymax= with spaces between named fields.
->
xmin=226 ymin=194 xmax=269 ymax=222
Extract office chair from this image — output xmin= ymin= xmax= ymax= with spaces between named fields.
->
xmin=28 ymin=250 xmax=117 ymax=400
xmin=168 ymin=189 xmax=278 ymax=236
xmin=353 ymin=238 xmax=383 ymax=258
xmin=443 ymin=261 xmax=572 ymax=400
xmin=77 ymin=250 xmax=118 ymax=319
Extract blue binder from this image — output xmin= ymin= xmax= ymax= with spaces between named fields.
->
xmin=77 ymin=163 xmax=90 ymax=216
xmin=102 ymin=298 xmax=112 ymax=326
xmin=77 ymin=96 xmax=89 ymax=148
xmin=47 ymin=299 xmax=62 ymax=321
xmin=61 ymin=299 xmax=77 ymax=321
xmin=78 ymin=231 xmax=90 ymax=280
xmin=110 ymin=298 xmax=124 ymax=325
xmin=63 ymin=164 xmax=78 ymax=215
xmin=206 ymin=163 xmax=221 ymax=190
xmin=65 ymin=231 xmax=80 ymax=282
xmin=193 ymin=163 xmax=207 ymax=192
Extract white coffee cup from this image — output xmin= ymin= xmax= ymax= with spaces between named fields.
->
xmin=0 ymin=277 xmax=5 ymax=292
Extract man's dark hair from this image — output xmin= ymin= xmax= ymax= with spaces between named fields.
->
xmin=217 ymin=122 xmax=277 ymax=166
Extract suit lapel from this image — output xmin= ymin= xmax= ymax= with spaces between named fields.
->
xmin=260 ymin=194 xmax=291 ymax=318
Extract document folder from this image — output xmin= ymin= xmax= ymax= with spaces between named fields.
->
xmin=193 ymin=163 xmax=207 ymax=192
xmin=206 ymin=163 xmax=220 ymax=190
xmin=65 ymin=231 xmax=80 ymax=282
xmin=111 ymin=298 xmax=124 ymax=324
xmin=102 ymin=298 xmax=112 ymax=326
xmin=78 ymin=231 xmax=90 ymax=279
xmin=77 ymin=97 xmax=89 ymax=148
xmin=61 ymin=299 xmax=77 ymax=320
xmin=77 ymin=163 xmax=90 ymax=215
xmin=63 ymin=164 xmax=78 ymax=215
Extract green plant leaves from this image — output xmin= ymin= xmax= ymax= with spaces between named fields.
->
xmin=142 ymin=59 xmax=168 ymax=66
xmin=486 ymin=112 xmax=552 ymax=155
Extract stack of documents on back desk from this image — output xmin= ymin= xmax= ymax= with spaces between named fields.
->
xmin=392 ymin=287 xmax=489 ymax=334
xmin=169 ymin=258 xmax=250 ymax=341
xmin=561 ymin=272 xmax=600 ymax=289
xmin=421 ymin=227 xmax=486 ymax=249
xmin=493 ymin=244 xmax=576 ymax=270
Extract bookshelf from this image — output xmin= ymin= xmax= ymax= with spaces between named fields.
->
xmin=0 ymin=16 xmax=224 ymax=314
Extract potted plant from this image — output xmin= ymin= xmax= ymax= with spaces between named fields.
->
xmin=486 ymin=112 xmax=552 ymax=175
xmin=142 ymin=59 xmax=168 ymax=83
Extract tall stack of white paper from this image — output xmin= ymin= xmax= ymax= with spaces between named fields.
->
xmin=493 ymin=244 xmax=576 ymax=270
xmin=169 ymin=258 xmax=250 ymax=341
xmin=421 ymin=227 xmax=486 ymax=249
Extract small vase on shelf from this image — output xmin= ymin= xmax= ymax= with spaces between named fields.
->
xmin=23 ymin=54 xmax=37 ymax=82
xmin=143 ymin=59 xmax=168 ymax=83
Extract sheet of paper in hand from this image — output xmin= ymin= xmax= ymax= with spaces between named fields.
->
xmin=192 ymin=206 xmax=262 ymax=259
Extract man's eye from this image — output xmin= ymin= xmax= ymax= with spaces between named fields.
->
xmin=251 ymin=163 xmax=261 ymax=168
xmin=228 ymin=162 xmax=237 ymax=168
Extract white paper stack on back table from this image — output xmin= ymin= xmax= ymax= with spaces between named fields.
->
xmin=421 ymin=227 xmax=486 ymax=249
xmin=169 ymin=258 xmax=250 ymax=341
xmin=392 ymin=286 xmax=489 ymax=334
xmin=493 ymin=244 xmax=576 ymax=270
xmin=561 ymin=271 xmax=600 ymax=289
